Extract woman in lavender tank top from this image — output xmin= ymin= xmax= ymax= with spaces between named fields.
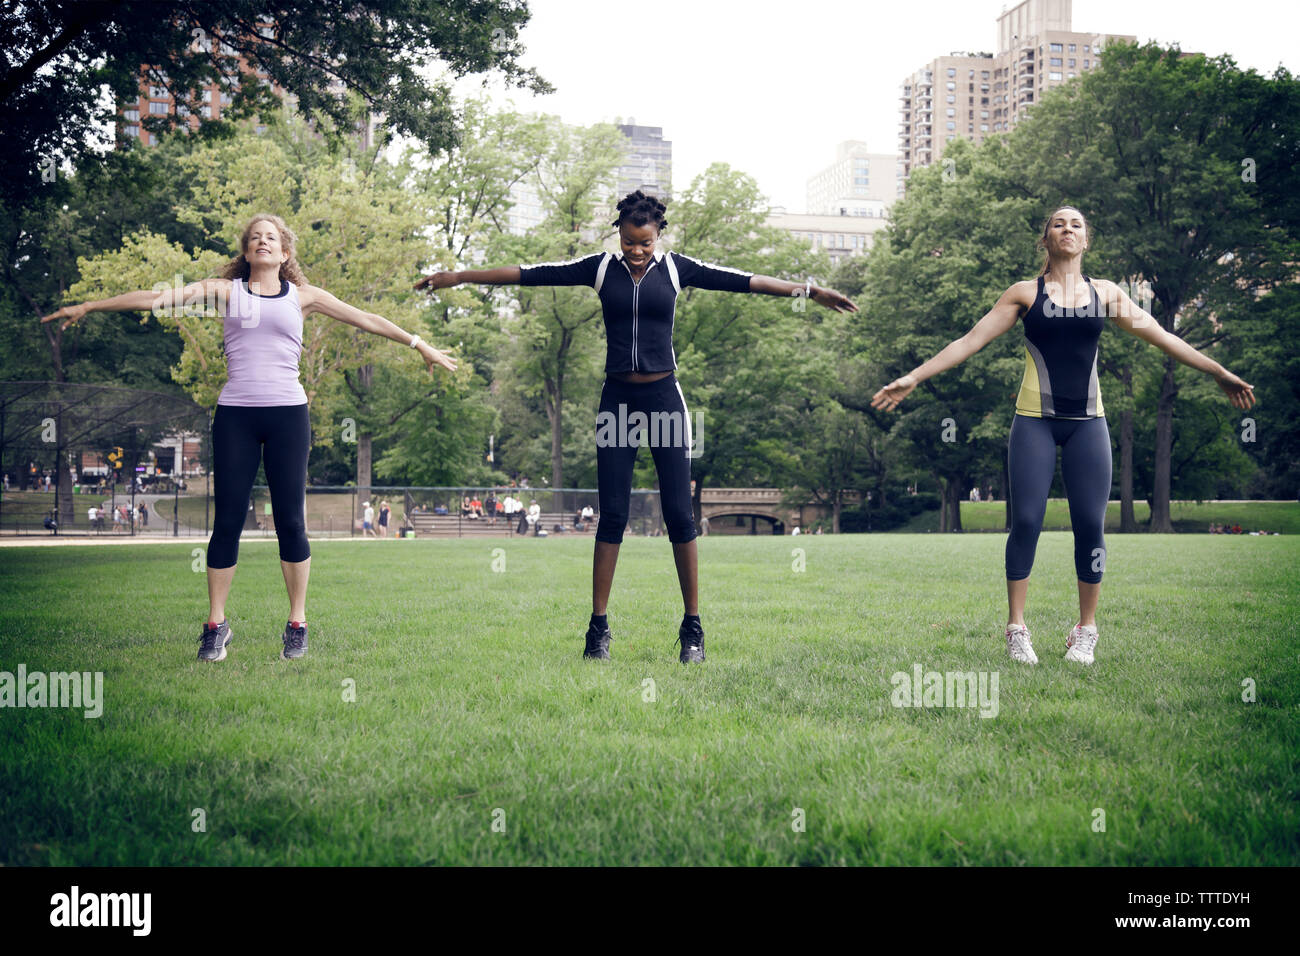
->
xmin=43 ymin=214 xmax=457 ymax=662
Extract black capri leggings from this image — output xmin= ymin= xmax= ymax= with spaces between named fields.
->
xmin=208 ymin=403 xmax=311 ymax=569
xmin=595 ymin=374 xmax=696 ymax=544
xmin=1005 ymin=414 xmax=1112 ymax=584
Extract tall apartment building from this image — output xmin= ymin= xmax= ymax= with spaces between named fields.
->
xmin=617 ymin=123 xmax=672 ymax=200
xmin=806 ymin=141 xmax=902 ymax=215
xmin=899 ymin=0 xmax=1135 ymax=176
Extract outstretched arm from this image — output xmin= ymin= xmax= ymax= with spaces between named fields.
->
xmin=413 ymin=268 xmax=521 ymax=292
xmin=748 ymin=275 xmax=858 ymax=313
xmin=40 ymin=278 xmax=230 ymax=330
xmin=1102 ymin=281 xmax=1255 ymax=410
xmin=302 ymin=286 xmax=457 ymax=374
xmin=871 ymin=281 xmax=1030 ymax=411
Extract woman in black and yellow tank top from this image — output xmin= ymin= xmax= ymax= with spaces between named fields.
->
xmin=871 ymin=207 xmax=1255 ymax=666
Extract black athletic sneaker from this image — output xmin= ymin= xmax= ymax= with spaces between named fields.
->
xmin=583 ymin=621 xmax=612 ymax=660
xmin=677 ymin=618 xmax=705 ymax=664
xmin=198 ymin=620 xmax=232 ymax=662
xmin=281 ymin=620 xmax=308 ymax=660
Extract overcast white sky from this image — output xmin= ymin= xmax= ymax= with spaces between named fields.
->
xmin=453 ymin=0 xmax=1300 ymax=211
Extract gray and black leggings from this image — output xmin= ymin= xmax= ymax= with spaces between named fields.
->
xmin=1006 ymin=414 xmax=1112 ymax=584
xmin=595 ymin=374 xmax=696 ymax=544
xmin=208 ymin=403 xmax=311 ymax=569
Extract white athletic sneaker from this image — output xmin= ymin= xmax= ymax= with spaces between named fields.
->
xmin=1065 ymin=624 xmax=1099 ymax=665
xmin=1006 ymin=624 xmax=1038 ymax=665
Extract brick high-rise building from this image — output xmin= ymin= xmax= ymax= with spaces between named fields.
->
xmin=899 ymin=0 xmax=1135 ymax=176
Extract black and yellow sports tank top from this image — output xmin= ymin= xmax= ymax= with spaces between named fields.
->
xmin=1015 ymin=275 xmax=1105 ymax=419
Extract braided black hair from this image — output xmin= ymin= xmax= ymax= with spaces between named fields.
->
xmin=613 ymin=190 xmax=668 ymax=232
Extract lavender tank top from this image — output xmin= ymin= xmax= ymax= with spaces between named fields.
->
xmin=218 ymin=278 xmax=309 ymax=407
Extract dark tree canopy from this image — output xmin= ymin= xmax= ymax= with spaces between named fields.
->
xmin=0 ymin=0 xmax=550 ymax=201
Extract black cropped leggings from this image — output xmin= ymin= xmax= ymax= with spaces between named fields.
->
xmin=595 ymin=374 xmax=697 ymax=544
xmin=1005 ymin=414 xmax=1112 ymax=584
xmin=208 ymin=403 xmax=311 ymax=568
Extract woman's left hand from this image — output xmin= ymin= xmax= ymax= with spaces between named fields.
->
xmin=811 ymin=287 xmax=858 ymax=313
xmin=419 ymin=342 xmax=458 ymax=374
xmin=1215 ymin=370 xmax=1255 ymax=409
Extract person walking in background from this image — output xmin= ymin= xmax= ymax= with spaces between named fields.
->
xmin=378 ymin=500 xmax=391 ymax=538
xmin=362 ymin=500 xmax=377 ymax=537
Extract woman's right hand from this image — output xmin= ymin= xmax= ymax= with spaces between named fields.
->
xmin=870 ymin=374 xmax=918 ymax=412
xmin=413 ymin=272 xmax=460 ymax=293
xmin=40 ymin=303 xmax=89 ymax=330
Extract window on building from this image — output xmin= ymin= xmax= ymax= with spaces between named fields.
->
xmin=148 ymin=85 xmax=167 ymax=98
xmin=1068 ymin=43 xmax=1076 ymax=52
xmin=946 ymin=68 xmax=956 ymax=77
xmin=200 ymin=105 xmax=211 ymax=118
xmin=980 ymin=124 xmax=989 ymax=132
xmin=1050 ymin=57 xmax=1062 ymax=66
xmin=149 ymin=101 xmax=169 ymax=115
xmin=946 ymin=121 xmax=955 ymax=130
xmin=1084 ymin=45 xmax=1091 ymax=53
xmin=1050 ymin=72 xmax=1062 ymax=81
xmin=946 ymin=82 xmax=955 ymax=90
xmin=1083 ymin=59 xmax=1090 ymax=68
xmin=123 ymin=109 xmax=139 ymax=121
xmin=124 ymin=125 xmax=139 ymax=138
xmin=981 ymin=70 xmax=990 ymax=79
xmin=946 ymin=94 xmax=955 ymax=103
xmin=1050 ymin=42 xmax=1063 ymax=52
xmin=981 ymin=110 xmax=989 ymax=119
xmin=946 ymin=108 xmax=955 ymax=116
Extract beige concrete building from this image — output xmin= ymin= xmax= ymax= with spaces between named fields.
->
xmin=765 ymin=210 xmax=890 ymax=267
xmin=900 ymin=0 xmax=1135 ymax=176
xmin=806 ymin=141 xmax=903 ymax=214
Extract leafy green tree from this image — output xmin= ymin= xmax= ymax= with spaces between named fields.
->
xmin=487 ymin=120 xmax=625 ymax=492
xmin=666 ymin=163 xmax=834 ymax=521
xmin=1 ymin=0 xmax=548 ymax=206
xmin=1003 ymin=43 xmax=1299 ymax=529
xmin=859 ymin=139 xmax=1039 ymax=531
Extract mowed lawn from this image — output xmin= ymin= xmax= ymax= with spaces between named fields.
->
xmin=0 ymin=533 xmax=1296 ymax=866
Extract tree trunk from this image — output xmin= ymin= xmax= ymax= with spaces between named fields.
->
xmin=1150 ymin=356 xmax=1178 ymax=533
xmin=1119 ymin=407 xmax=1137 ymax=533
xmin=939 ymin=477 xmax=964 ymax=532
xmin=832 ymin=494 xmax=842 ymax=534
xmin=354 ymin=364 xmax=373 ymax=516
xmin=357 ymin=434 xmax=372 ymax=514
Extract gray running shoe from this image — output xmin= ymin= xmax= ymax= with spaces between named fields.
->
xmin=198 ymin=620 xmax=232 ymax=662
xmin=281 ymin=621 xmax=308 ymax=660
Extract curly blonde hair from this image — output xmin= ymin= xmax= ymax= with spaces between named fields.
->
xmin=220 ymin=213 xmax=308 ymax=286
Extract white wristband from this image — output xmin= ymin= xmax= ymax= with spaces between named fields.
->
xmin=408 ymin=334 xmax=422 ymax=349
xmin=804 ymin=279 xmax=813 ymax=299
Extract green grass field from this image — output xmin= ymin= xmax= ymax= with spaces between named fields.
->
xmin=899 ymin=500 xmax=1300 ymax=534
xmin=1 ymin=534 xmax=1296 ymax=865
